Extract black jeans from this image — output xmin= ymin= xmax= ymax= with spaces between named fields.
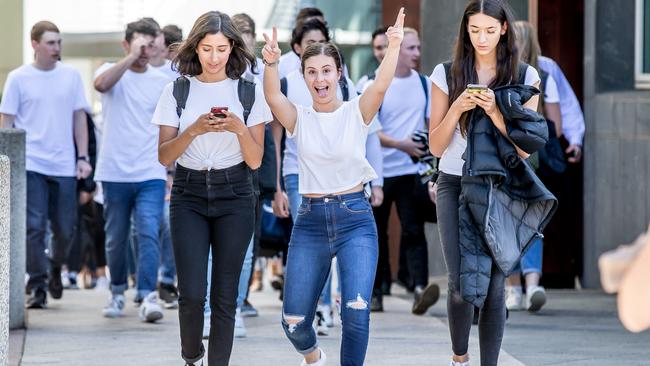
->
xmin=373 ymin=174 xmax=429 ymax=295
xmin=170 ymin=163 xmax=256 ymax=366
xmin=26 ymin=171 xmax=77 ymax=292
xmin=436 ymin=172 xmax=505 ymax=366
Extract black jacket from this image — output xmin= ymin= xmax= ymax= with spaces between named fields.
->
xmin=459 ymin=84 xmax=558 ymax=308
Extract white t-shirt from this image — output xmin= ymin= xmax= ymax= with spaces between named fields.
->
xmin=287 ymin=97 xmax=377 ymax=194
xmin=429 ymin=63 xmax=541 ymax=176
xmin=94 ymin=63 xmax=169 ymax=182
xmin=151 ymin=77 xmax=272 ymax=171
xmin=0 ymin=62 xmax=89 ymax=177
xmin=543 ymin=74 xmax=559 ymax=103
xmin=279 ymin=52 xmax=302 ymax=79
xmin=373 ymin=70 xmax=431 ymax=178
xmin=281 ymin=69 xmax=358 ymax=177
xmin=153 ymin=59 xmax=179 ymax=82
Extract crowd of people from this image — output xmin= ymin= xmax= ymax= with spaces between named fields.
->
xmin=0 ymin=0 xmax=588 ymax=365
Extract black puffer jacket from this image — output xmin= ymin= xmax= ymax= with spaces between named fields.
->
xmin=459 ymin=84 xmax=558 ymax=308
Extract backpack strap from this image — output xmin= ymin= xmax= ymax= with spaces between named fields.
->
xmin=280 ymin=77 xmax=288 ymax=97
xmin=237 ymin=77 xmax=256 ymax=125
xmin=417 ymin=72 xmax=429 ymax=127
xmin=517 ymin=62 xmax=529 ymax=84
xmin=172 ymin=76 xmax=190 ymax=118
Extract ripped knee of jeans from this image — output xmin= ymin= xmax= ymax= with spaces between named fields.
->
xmin=282 ymin=312 xmax=305 ymax=334
xmin=345 ymin=293 xmax=368 ymax=310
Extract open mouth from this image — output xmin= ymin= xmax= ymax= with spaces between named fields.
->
xmin=315 ymin=86 xmax=328 ymax=98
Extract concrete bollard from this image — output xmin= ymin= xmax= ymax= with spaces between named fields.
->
xmin=0 ymin=129 xmax=26 ymax=330
xmin=0 ymin=155 xmax=10 ymax=366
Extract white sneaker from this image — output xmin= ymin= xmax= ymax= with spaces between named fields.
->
xmin=317 ymin=304 xmax=334 ymax=328
xmin=95 ymin=276 xmax=110 ymax=291
xmin=234 ymin=308 xmax=247 ymax=338
xmin=61 ymin=269 xmax=71 ymax=289
xmin=139 ymin=292 xmax=164 ymax=323
xmin=450 ymin=359 xmax=470 ymax=366
xmin=525 ymin=286 xmax=547 ymax=312
xmin=505 ymin=285 xmax=523 ymax=311
xmin=314 ymin=310 xmax=329 ymax=336
xmin=300 ymin=348 xmax=326 ymax=366
xmin=202 ymin=314 xmax=210 ymax=339
xmin=102 ymin=294 xmax=125 ymax=318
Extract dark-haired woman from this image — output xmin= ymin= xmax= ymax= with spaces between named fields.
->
xmin=151 ymin=11 xmax=271 ymax=366
xmin=262 ymin=8 xmax=405 ymax=366
xmin=428 ymin=1 xmax=541 ymax=365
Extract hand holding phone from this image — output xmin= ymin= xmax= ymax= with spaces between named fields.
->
xmin=211 ymin=106 xmax=228 ymax=119
xmin=466 ymin=84 xmax=488 ymax=94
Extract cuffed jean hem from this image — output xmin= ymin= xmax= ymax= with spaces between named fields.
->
xmin=182 ymin=343 xmax=205 ymax=364
xmin=111 ymin=283 xmax=128 ymax=295
xmin=296 ymin=344 xmax=319 ymax=356
xmin=137 ymin=289 xmax=155 ymax=299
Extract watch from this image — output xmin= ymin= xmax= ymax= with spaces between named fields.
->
xmin=77 ymin=156 xmax=90 ymax=162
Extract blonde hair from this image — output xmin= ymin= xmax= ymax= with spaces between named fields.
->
xmin=403 ymin=27 xmax=418 ymax=38
xmin=513 ymin=21 xmax=544 ymax=112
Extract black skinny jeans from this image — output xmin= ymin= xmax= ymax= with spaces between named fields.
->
xmin=436 ymin=172 xmax=506 ymax=366
xmin=170 ymin=163 xmax=256 ymax=366
xmin=373 ymin=174 xmax=429 ymax=295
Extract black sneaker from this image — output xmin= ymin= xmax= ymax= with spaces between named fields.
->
xmin=271 ymin=274 xmax=284 ymax=290
xmin=370 ymin=295 xmax=384 ymax=312
xmin=412 ymin=283 xmax=440 ymax=315
xmin=158 ymin=282 xmax=179 ymax=309
xmin=26 ymin=288 xmax=47 ymax=309
xmin=49 ymin=266 xmax=63 ymax=300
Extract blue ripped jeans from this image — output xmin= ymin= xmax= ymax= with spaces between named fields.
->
xmin=281 ymin=191 xmax=378 ymax=366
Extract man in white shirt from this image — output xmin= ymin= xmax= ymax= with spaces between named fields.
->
xmin=0 ymin=21 xmax=92 ymax=309
xmin=149 ymin=21 xmax=183 ymax=82
xmin=370 ymin=28 xmax=439 ymax=313
xmin=94 ymin=18 xmax=169 ymax=323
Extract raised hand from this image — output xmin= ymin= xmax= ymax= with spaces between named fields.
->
xmin=386 ymin=7 xmax=405 ymax=49
xmin=262 ymin=27 xmax=282 ymax=65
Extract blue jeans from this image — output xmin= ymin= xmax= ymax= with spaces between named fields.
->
xmin=204 ymin=235 xmax=254 ymax=316
xmin=103 ymin=180 xmax=165 ymax=298
xmin=159 ymin=200 xmax=176 ymax=285
xmin=285 ymin=174 xmax=333 ymax=306
xmin=26 ymin=172 xmax=77 ymax=292
xmin=282 ymin=191 xmax=378 ymax=366
xmin=512 ymin=238 xmax=543 ymax=275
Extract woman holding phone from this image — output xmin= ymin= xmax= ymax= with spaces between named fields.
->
xmin=261 ymin=8 xmax=405 ymax=366
xmin=151 ymin=11 xmax=271 ymax=366
xmin=428 ymin=0 xmax=540 ymax=365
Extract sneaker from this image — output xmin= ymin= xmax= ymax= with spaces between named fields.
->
xmin=300 ymin=348 xmax=326 ymax=366
xmin=240 ymin=299 xmax=259 ymax=317
xmin=61 ymin=269 xmax=71 ymax=289
xmin=525 ymin=286 xmax=547 ymax=312
xmin=370 ymin=295 xmax=383 ymax=312
xmin=158 ymin=282 xmax=179 ymax=309
xmin=450 ymin=359 xmax=470 ymax=366
xmin=68 ymin=272 xmax=79 ymax=290
xmin=26 ymin=288 xmax=47 ymax=309
xmin=202 ymin=314 xmax=210 ymax=339
xmin=271 ymin=274 xmax=284 ymax=290
xmin=103 ymin=294 xmax=125 ymax=318
xmin=412 ymin=283 xmax=440 ymax=315
xmin=139 ymin=292 xmax=164 ymax=323
xmin=314 ymin=310 xmax=329 ymax=336
xmin=234 ymin=308 xmax=247 ymax=338
xmin=317 ymin=304 xmax=334 ymax=328
xmin=505 ymin=285 xmax=523 ymax=311
xmin=49 ymin=266 xmax=63 ymax=300
xmin=185 ymin=360 xmax=203 ymax=366
xmin=95 ymin=276 xmax=110 ymax=291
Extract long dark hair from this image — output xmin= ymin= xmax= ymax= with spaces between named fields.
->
xmin=450 ymin=0 xmax=519 ymax=135
xmin=173 ymin=11 xmax=256 ymax=79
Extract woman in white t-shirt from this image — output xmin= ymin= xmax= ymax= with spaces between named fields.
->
xmin=260 ymin=8 xmax=405 ymax=366
xmin=152 ymin=11 xmax=271 ymax=366
xmin=427 ymin=1 xmax=540 ymax=366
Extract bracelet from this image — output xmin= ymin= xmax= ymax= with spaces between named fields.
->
xmin=77 ymin=156 xmax=89 ymax=162
xmin=263 ymin=59 xmax=278 ymax=67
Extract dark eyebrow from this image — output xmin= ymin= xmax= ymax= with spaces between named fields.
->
xmin=469 ymin=25 xmax=497 ymax=29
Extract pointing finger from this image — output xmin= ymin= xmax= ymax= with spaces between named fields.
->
xmin=394 ymin=7 xmax=405 ymax=28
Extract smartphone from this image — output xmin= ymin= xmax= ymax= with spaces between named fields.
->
xmin=466 ymin=84 xmax=488 ymax=94
xmin=211 ymin=106 xmax=228 ymax=118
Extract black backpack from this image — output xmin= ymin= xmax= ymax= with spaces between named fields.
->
xmin=172 ymin=75 xmax=278 ymax=199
